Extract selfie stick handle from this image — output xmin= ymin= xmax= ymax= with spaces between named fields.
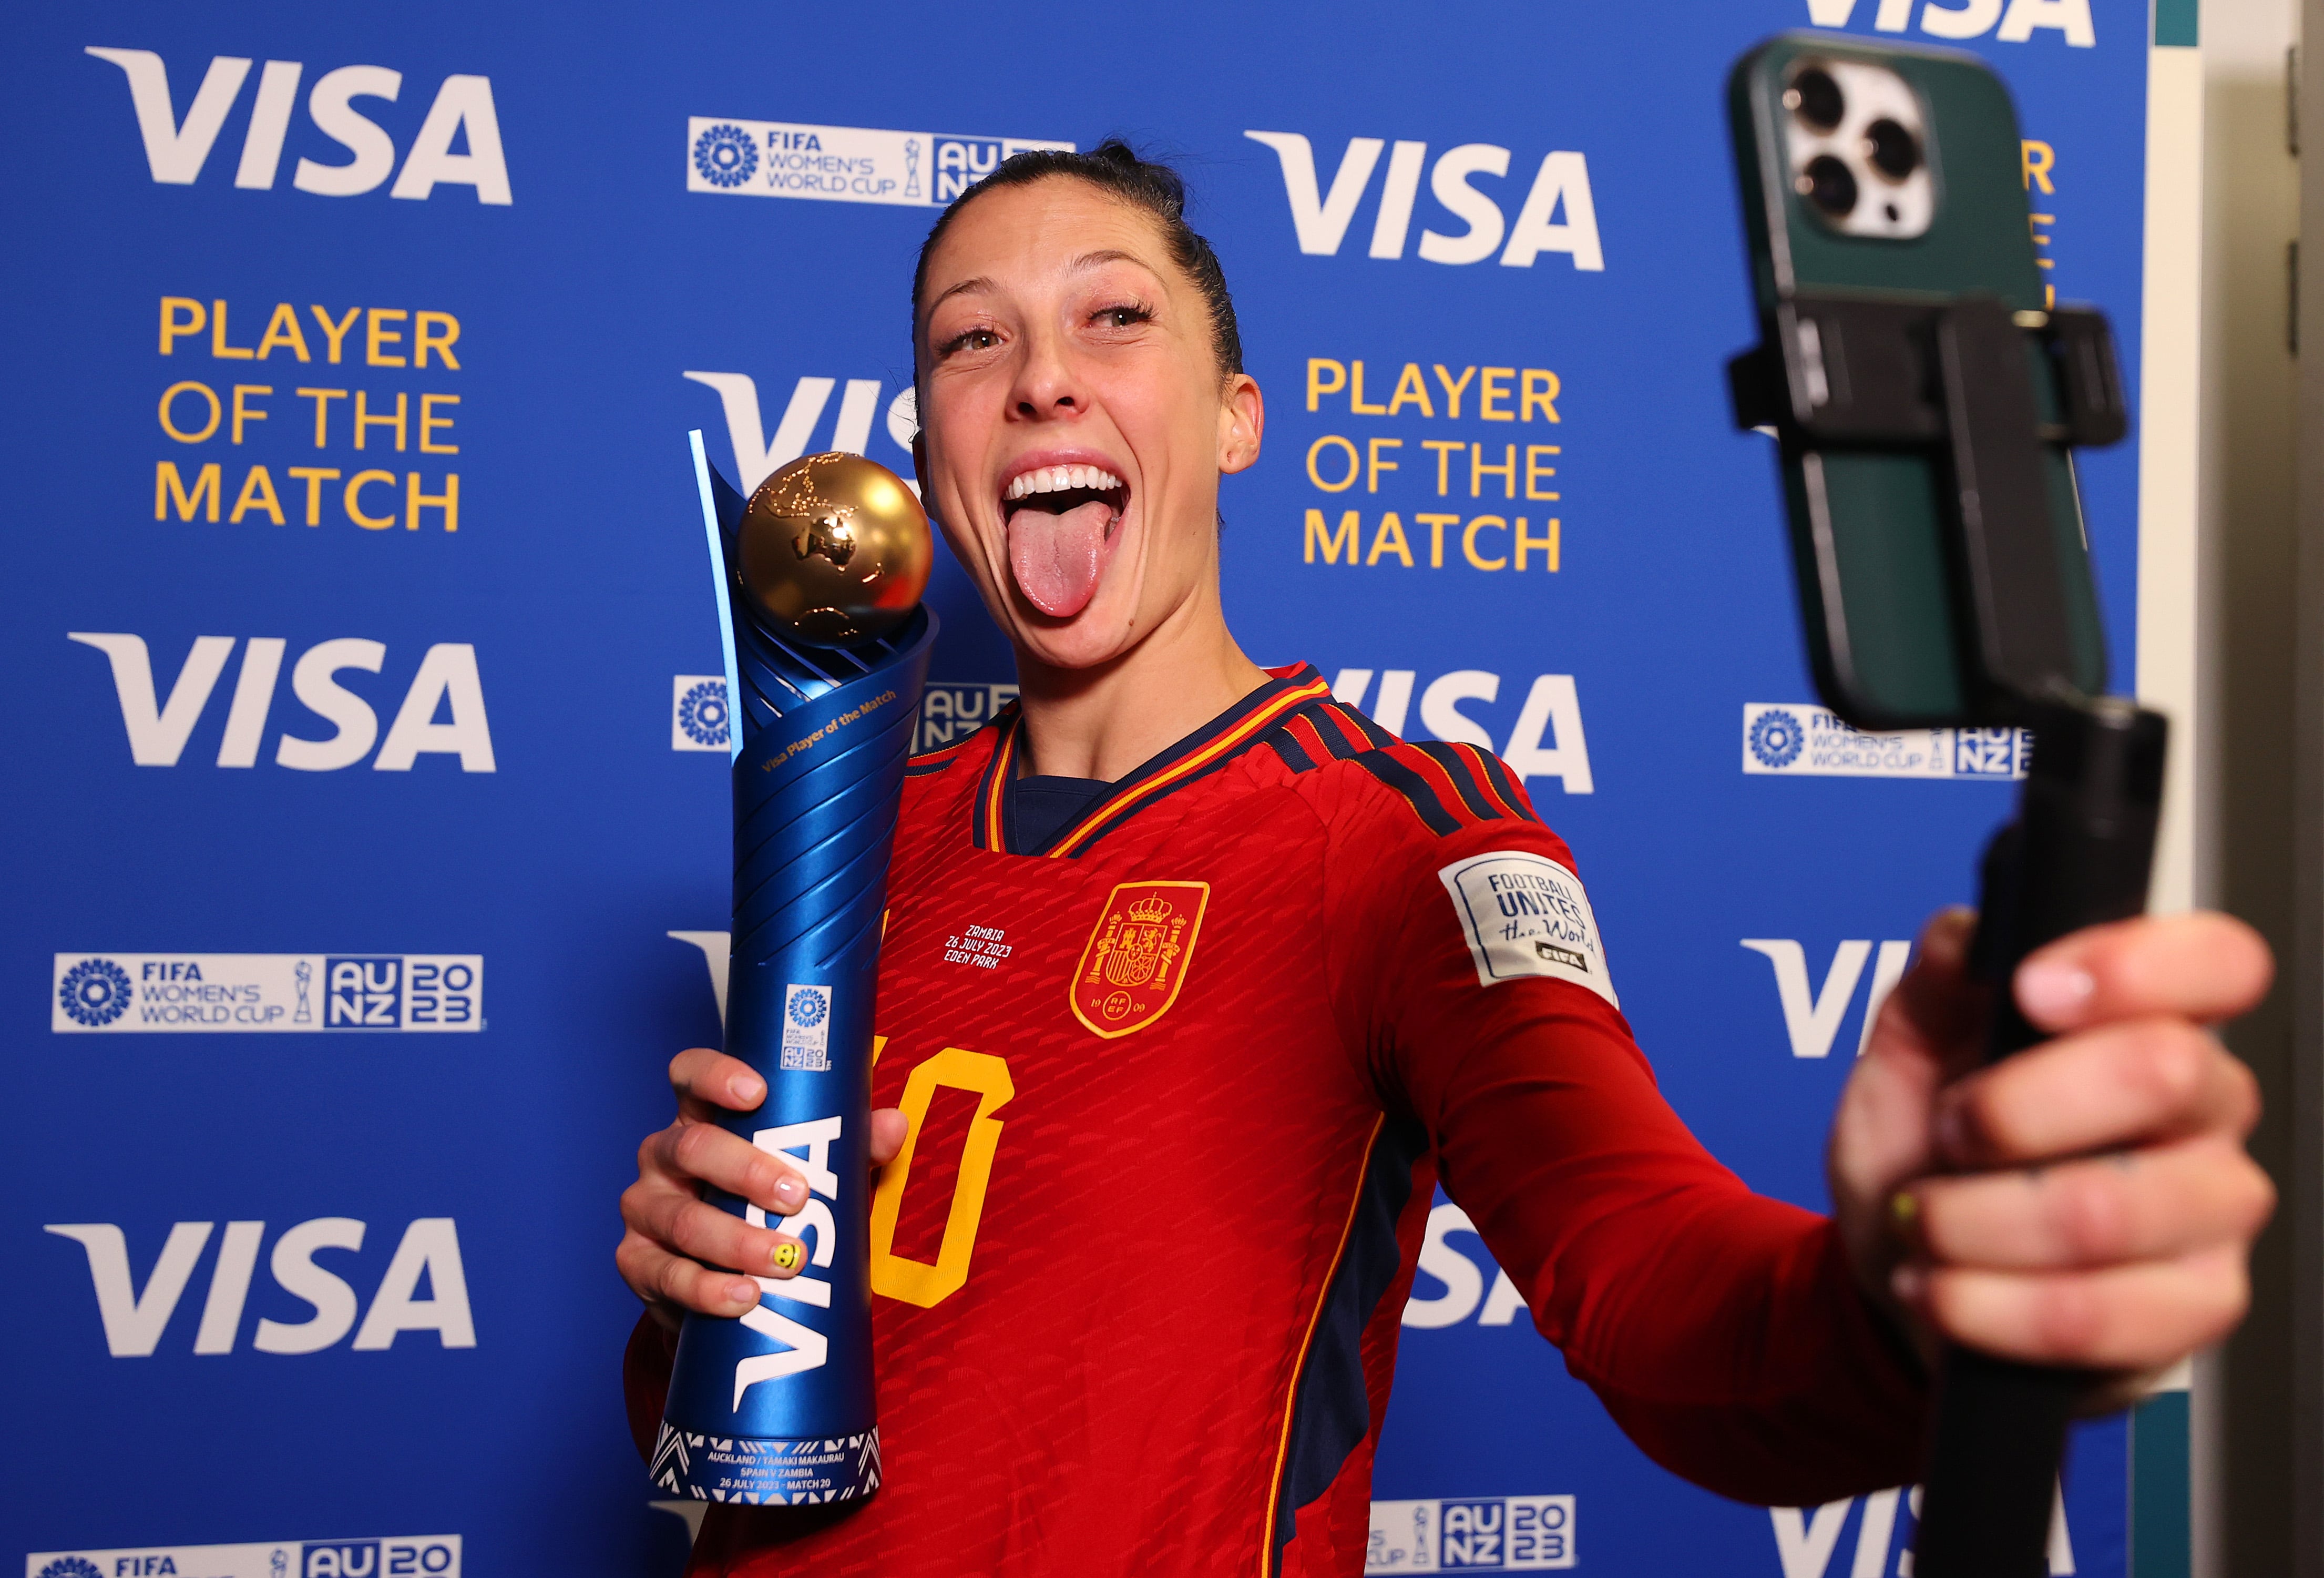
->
xmin=1912 ymin=697 xmax=2166 ymax=1578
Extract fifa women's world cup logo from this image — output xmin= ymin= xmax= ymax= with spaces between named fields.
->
xmin=651 ymin=433 xmax=935 ymax=1506
xmin=1069 ymin=881 xmax=1211 ymax=1040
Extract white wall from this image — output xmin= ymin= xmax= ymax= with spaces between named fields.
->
xmin=2193 ymin=0 xmax=2302 ymax=1573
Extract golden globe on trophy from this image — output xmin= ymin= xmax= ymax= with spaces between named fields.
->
xmin=736 ymin=452 xmax=933 ymax=647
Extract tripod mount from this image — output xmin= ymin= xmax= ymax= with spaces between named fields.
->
xmin=1732 ymin=292 xmax=2155 ymax=1577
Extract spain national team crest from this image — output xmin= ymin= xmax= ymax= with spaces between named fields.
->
xmin=1069 ymin=881 xmax=1210 ymax=1039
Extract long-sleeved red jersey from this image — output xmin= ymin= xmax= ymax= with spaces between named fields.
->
xmin=625 ymin=663 xmax=1926 ymax=1576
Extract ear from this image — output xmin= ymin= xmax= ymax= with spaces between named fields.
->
xmin=910 ymin=423 xmax=928 ymax=493
xmin=1216 ymin=372 xmax=1264 ymax=476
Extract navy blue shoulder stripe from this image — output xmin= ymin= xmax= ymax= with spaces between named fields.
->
xmin=908 ymin=703 xmax=1018 ymax=780
xmin=1265 ymin=723 xmax=1318 ymax=774
xmin=1405 ymin=741 xmax=1504 ymax=824
xmin=1325 ymin=700 xmax=1401 ymax=750
xmin=1267 ymin=699 xmax=1543 ymax=836
xmin=1349 ymin=749 xmax=1465 ymax=837
xmin=906 ymin=742 xmax=977 ymax=777
xmin=1468 ymin=748 xmax=1537 ymax=818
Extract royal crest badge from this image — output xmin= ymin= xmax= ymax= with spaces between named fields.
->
xmin=1069 ymin=881 xmax=1210 ymax=1039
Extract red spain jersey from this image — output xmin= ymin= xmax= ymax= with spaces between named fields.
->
xmin=626 ymin=663 xmax=1926 ymax=1576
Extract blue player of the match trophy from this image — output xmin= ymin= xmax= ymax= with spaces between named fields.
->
xmin=651 ymin=433 xmax=936 ymax=1504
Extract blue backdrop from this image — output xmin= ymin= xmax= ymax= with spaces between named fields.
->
xmin=3 ymin=3 xmax=2146 ymax=1574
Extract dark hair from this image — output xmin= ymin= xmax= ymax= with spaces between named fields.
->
xmin=911 ymin=138 xmax=1243 ymax=381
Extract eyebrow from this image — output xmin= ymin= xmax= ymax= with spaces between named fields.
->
xmin=922 ymin=249 xmax=1168 ymax=325
xmin=1068 ymin=248 xmax=1163 ymax=277
xmin=924 ymin=274 xmax=995 ymax=323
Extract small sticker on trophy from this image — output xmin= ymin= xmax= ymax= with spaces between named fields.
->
xmin=780 ymin=984 xmax=832 ymax=1071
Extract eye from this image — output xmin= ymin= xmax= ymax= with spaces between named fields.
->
xmin=1090 ymin=303 xmax=1153 ymax=331
xmin=937 ymin=326 xmax=1000 ymax=358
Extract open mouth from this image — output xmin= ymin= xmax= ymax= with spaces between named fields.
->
xmin=1000 ymin=463 xmax=1129 ymax=618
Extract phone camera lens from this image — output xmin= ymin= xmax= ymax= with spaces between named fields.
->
xmin=1786 ymin=68 xmax=1846 ymax=132
xmin=1797 ymin=155 xmax=1859 ymax=217
xmin=1864 ymin=118 xmax=1920 ymax=180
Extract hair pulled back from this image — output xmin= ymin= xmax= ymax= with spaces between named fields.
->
xmin=912 ymin=139 xmax=1243 ymax=381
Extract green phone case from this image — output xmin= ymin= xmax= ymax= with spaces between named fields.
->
xmin=1729 ymin=33 xmax=2107 ymax=728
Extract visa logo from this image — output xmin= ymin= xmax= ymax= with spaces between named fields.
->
xmin=1245 ymin=133 xmax=1603 ymax=270
xmin=1805 ymin=0 xmax=2094 ymax=47
xmin=682 ymin=371 xmax=919 ymax=493
xmin=1773 ymin=1485 xmax=2076 ymax=1575
xmin=734 ymin=1118 xmax=846 ymax=1403
xmin=70 ymin=633 xmax=496 ymax=772
xmin=1742 ymin=939 xmax=1915 ymax=1059
xmin=46 ymin=1217 xmax=476 ymax=1356
xmin=1331 ymin=667 xmax=1592 ymax=793
xmin=1402 ymin=1203 xmax=1528 ymax=1329
xmin=87 ymin=48 xmax=511 ymax=200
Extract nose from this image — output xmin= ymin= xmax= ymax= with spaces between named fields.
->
xmin=1007 ymin=321 xmax=1082 ymax=420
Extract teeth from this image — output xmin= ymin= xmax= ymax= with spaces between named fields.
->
xmin=1005 ymin=464 xmax=1124 ymax=501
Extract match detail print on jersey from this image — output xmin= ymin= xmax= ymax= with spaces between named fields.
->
xmin=1438 ymin=850 xmax=1619 ymax=1007
xmin=1069 ymin=880 xmax=1211 ymax=1039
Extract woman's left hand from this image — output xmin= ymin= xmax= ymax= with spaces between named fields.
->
xmin=1830 ymin=907 xmax=2276 ymax=1401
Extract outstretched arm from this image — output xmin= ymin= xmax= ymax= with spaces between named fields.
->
xmin=1350 ymin=823 xmax=2269 ymax=1502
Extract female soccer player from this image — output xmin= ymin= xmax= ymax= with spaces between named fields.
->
xmin=618 ymin=143 xmax=2274 ymax=1575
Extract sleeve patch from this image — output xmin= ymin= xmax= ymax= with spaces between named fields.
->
xmin=1437 ymin=850 xmax=1619 ymax=1007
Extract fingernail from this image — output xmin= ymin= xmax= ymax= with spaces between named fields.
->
xmin=1932 ymin=1101 xmax=1970 ymax=1164
xmin=2017 ymin=959 xmax=2096 ymax=1025
xmin=772 ymin=1172 xmax=806 ymax=1209
xmin=728 ymin=1277 xmax=763 ymax=1307
xmin=1890 ymin=1264 xmax=1926 ymax=1304
xmin=1887 ymin=1190 xmax=1924 ymax=1247
xmin=770 ymin=1239 xmax=804 ymax=1275
xmin=729 ymin=1072 xmax=766 ymax=1106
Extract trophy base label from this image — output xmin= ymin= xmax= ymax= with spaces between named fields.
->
xmin=650 ymin=1421 xmax=883 ymax=1504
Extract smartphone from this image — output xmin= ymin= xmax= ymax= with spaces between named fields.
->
xmin=1728 ymin=34 xmax=2107 ymax=728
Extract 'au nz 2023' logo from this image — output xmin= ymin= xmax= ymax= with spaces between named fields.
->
xmin=33 ymin=1536 xmax=460 ymax=1578
xmin=53 ymin=953 xmax=480 ymax=1032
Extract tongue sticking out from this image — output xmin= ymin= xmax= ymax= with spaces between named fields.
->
xmin=1008 ymin=498 xmax=1114 ymax=618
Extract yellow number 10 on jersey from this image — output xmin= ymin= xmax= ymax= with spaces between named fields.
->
xmin=868 ymin=1046 xmax=1015 ymax=1308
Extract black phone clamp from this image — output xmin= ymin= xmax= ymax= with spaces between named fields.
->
xmin=1729 ymin=292 xmax=2127 ymax=704
xmin=1734 ymin=296 xmax=2164 ymax=1578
